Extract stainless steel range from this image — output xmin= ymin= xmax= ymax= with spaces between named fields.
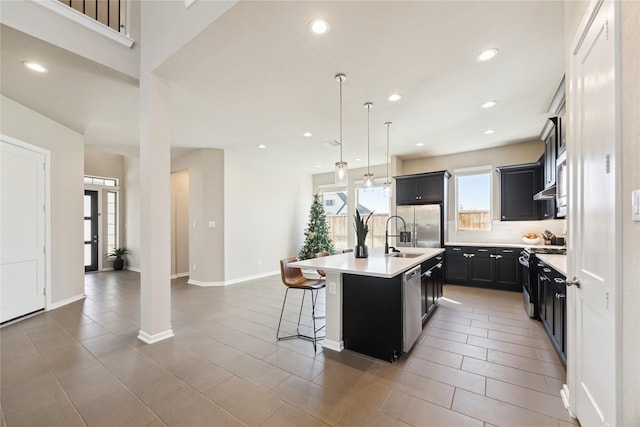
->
xmin=519 ymin=246 xmax=566 ymax=318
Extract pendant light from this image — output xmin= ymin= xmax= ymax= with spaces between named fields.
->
xmin=363 ymin=102 xmax=374 ymax=192
xmin=383 ymin=121 xmax=392 ymax=198
xmin=334 ymin=74 xmax=348 ymax=186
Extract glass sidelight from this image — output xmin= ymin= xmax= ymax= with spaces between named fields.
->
xmin=84 ymin=190 xmax=99 ymax=272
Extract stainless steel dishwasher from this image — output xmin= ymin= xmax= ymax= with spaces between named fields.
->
xmin=402 ymin=265 xmax=422 ymax=352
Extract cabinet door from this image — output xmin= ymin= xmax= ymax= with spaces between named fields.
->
xmin=552 ymin=280 xmax=566 ymax=359
xmin=418 ymin=175 xmax=444 ymax=203
xmin=500 ymin=166 xmax=542 ymax=221
xmin=468 ymin=247 xmax=493 ymax=285
xmin=445 ymin=247 xmax=468 ymax=284
xmin=396 ymin=179 xmax=420 ymax=205
xmin=541 ymin=272 xmax=554 ymax=335
xmin=434 ymin=255 xmax=444 ymax=303
xmin=493 ymin=248 xmax=520 ymax=291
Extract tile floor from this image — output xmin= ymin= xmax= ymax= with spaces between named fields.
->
xmin=0 ymin=271 xmax=578 ymax=426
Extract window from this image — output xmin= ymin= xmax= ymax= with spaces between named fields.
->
xmin=84 ymin=175 xmax=117 ymax=187
xmin=107 ymin=191 xmax=118 ymax=254
xmin=455 ymin=167 xmax=492 ymax=231
xmin=356 ymin=185 xmax=391 ymax=249
xmin=320 ymin=190 xmax=348 ymax=250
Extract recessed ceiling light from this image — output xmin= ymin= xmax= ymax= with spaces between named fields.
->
xmin=22 ymin=61 xmax=48 ymax=73
xmin=416 ymin=143 xmax=424 ymax=147
xmin=303 ymin=132 xmax=312 ymax=137
xmin=257 ymin=144 xmax=266 ymax=149
xmin=309 ymin=18 xmax=329 ymax=35
xmin=481 ymin=100 xmax=497 ymax=109
xmin=484 ymin=129 xmax=495 ymax=135
xmin=355 ymin=158 xmax=361 ymax=162
xmin=476 ymin=48 xmax=499 ymax=62
xmin=388 ymin=93 xmax=402 ymax=102
xmin=315 ymin=164 xmax=321 ymax=168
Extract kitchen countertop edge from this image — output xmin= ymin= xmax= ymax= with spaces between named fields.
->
xmin=290 ymin=248 xmax=445 ymax=279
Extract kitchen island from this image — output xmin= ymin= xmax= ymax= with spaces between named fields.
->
xmin=290 ymin=247 xmax=444 ymax=361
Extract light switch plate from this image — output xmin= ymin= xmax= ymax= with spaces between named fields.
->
xmin=632 ymin=190 xmax=640 ymax=222
xmin=208 ymin=221 xmax=216 ymax=228
xmin=328 ymin=282 xmax=336 ymax=294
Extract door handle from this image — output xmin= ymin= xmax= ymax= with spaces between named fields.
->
xmin=567 ymin=277 xmax=581 ymax=288
xmin=93 ymin=235 xmax=99 ymax=243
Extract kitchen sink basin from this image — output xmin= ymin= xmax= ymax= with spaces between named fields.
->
xmin=388 ymin=252 xmax=423 ymax=258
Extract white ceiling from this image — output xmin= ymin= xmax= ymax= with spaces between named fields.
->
xmin=1 ymin=1 xmax=565 ymax=174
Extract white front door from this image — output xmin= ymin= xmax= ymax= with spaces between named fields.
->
xmin=1 ymin=138 xmax=47 ymax=323
xmin=568 ymin=0 xmax=618 ymax=425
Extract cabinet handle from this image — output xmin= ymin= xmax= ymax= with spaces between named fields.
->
xmin=436 ymin=263 xmax=443 ymax=269
xmin=502 ymin=250 xmax=514 ymax=253
xmin=554 ymin=278 xmax=565 ymax=284
xmin=424 ymin=271 xmax=432 ymax=277
xmin=540 ymin=276 xmax=550 ymax=282
xmin=453 ymin=248 xmax=462 ymax=251
xmin=478 ymin=249 xmax=489 ymax=252
xmin=436 ymin=256 xmax=443 ymax=260
xmin=490 ymin=254 xmax=502 ymax=259
xmin=466 ymin=253 xmax=475 ymax=258
xmin=543 ymin=268 xmax=552 ymax=273
xmin=555 ymin=293 xmax=566 ymax=299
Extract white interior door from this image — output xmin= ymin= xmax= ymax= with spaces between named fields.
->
xmin=1 ymin=138 xmax=47 ymax=323
xmin=569 ymin=1 xmax=618 ymax=425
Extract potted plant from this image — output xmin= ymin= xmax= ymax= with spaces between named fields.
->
xmin=353 ymin=209 xmax=373 ymax=258
xmin=106 ymin=247 xmax=130 ymax=271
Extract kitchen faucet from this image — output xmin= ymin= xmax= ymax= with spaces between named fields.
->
xmin=385 ymin=215 xmax=411 ymax=254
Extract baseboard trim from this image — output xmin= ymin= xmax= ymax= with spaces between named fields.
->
xmin=48 ymin=293 xmax=86 ymax=311
xmin=171 ymin=272 xmax=189 ymax=279
xmin=137 ymin=328 xmax=174 ymax=344
xmin=188 ymin=270 xmax=278 ymax=287
xmin=322 ymin=339 xmax=344 ymax=352
xmin=126 ymin=266 xmax=141 ymax=273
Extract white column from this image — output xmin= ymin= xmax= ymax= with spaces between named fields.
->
xmin=137 ymin=73 xmax=174 ymax=344
xmin=322 ymin=271 xmax=344 ymax=352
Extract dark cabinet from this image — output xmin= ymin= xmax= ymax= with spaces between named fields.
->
xmin=536 ymin=259 xmax=566 ymax=364
xmin=445 ymin=246 xmax=521 ymax=292
xmin=493 ymin=248 xmax=520 ymax=289
xmin=343 ymin=273 xmax=402 ymax=362
xmin=421 ymin=254 xmax=444 ymax=323
xmin=497 ymin=164 xmax=543 ymax=221
xmin=395 ymin=171 xmax=451 ymax=205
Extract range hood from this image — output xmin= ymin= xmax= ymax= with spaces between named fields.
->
xmin=534 ymin=185 xmax=556 ymax=200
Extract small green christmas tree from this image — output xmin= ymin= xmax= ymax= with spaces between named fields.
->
xmin=299 ymin=194 xmax=336 ymax=260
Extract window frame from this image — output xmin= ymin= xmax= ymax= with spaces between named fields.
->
xmin=454 ymin=166 xmax=493 ymax=232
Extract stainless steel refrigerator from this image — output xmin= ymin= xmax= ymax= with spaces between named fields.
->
xmin=396 ymin=204 xmax=443 ymax=248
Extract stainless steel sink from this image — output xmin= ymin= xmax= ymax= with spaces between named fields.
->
xmin=388 ymin=252 xmax=423 ymax=258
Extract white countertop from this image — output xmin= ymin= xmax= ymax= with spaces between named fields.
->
xmin=535 ymin=254 xmax=567 ymax=276
xmin=290 ymin=247 xmax=445 ymax=279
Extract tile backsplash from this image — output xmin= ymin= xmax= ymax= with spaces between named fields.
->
xmin=447 ymin=219 xmax=566 ymax=245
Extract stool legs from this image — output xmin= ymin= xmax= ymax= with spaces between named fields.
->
xmin=276 ymin=287 xmax=325 ymax=351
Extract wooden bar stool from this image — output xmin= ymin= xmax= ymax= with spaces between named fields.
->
xmin=314 ymin=250 xmax=330 ymax=278
xmin=276 ymin=257 xmax=326 ymax=351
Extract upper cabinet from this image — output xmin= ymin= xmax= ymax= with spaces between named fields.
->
xmin=395 ymin=171 xmax=451 ymax=205
xmin=497 ymin=163 xmax=542 ymax=221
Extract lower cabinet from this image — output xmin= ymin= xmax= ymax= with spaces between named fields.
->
xmin=445 ymin=246 xmax=520 ymax=291
xmin=536 ymin=259 xmax=566 ymax=364
xmin=421 ymin=254 xmax=444 ymax=323
xmin=343 ymin=273 xmax=402 ymax=362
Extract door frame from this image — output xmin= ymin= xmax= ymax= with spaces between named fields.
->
xmin=0 ymin=134 xmax=51 ymax=313
xmin=84 ymin=189 xmax=100 ymax=272
xmin=565 ymin=0 xmax=622 ymax=422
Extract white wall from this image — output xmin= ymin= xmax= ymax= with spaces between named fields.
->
xmin=170 ymin=170 xmax=189 ymax=276
xmin=139 ymin=0 xmax=235 ymax=73
xmin=1 ymin=95 xmax=84 ymax=305
xmin=619 ymin=1 xmax=640 ymax=423
xmin=224 ymin=151 xmax=312 ymax=282
xmin=171 ymin=148 xmax=225 ymax=284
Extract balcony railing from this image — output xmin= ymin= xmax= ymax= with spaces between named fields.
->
xmin=57 ymin=0 xmax=125 ymax=34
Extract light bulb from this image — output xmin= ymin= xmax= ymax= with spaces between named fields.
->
xmin=383 ymin=182 xmax=392 ymax=198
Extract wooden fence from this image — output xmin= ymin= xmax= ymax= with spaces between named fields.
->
xmin=326 ymin=213 xmax=389 ymax=251
xmin=457 ymin=210 xmax=490 ymax=230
